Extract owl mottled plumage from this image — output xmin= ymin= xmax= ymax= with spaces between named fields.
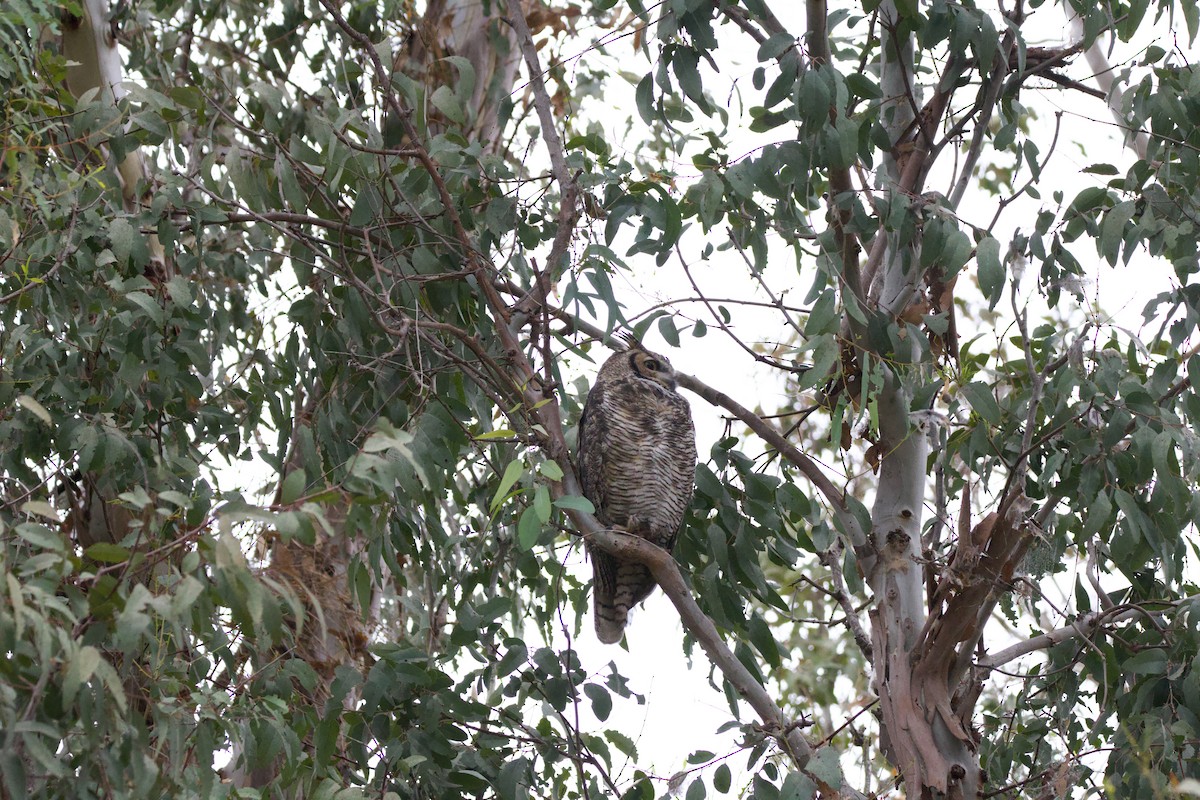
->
xmin=578 ymin=342 xmax=697 ymax=644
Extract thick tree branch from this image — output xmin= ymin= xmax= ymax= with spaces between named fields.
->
xmin=867 ymin=6 xmax=982 ymax=797
xmin=561 ymin=492 xmax=815 ymax=762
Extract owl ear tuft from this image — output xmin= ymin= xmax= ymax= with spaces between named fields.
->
xmin=616 ymin=330 xmax=644 ymax=352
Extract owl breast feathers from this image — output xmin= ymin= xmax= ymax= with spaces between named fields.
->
xmin=577 ymin=344 xmax=697 ymax=644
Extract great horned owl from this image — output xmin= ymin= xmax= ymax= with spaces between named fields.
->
xmin=578 ymin=341 xmax=697 ymax=644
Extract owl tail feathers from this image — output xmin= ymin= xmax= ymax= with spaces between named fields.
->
xmin=593 ymin=560 xmax=655 ymax=644
xmin=593 ymin=599 xmax=627 ymax=644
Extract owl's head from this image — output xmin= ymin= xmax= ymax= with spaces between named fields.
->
xmin=595 ymin=333 xmax=681 ymax=392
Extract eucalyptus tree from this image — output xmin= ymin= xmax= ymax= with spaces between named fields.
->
xmin=2 ymin=0 xmax=1199 ymax=799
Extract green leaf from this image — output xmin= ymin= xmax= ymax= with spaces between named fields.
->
xmin=658 ymin=316 xmax=681 ymax=347
xmin=84 ymin=543 xmax=131 ymax=563
xmin=714 ymin=763 xmax=731 ymax=793
xmin=584 ymin=683 xmax=613 ymax=721
xmin=0 ymin=750 xmax=27 ymax=800
xmin=348 ymin=185 xmax=382 ymax=227
xmin=108 ymin=217 xmax=135 ymax=264
xmin=960 ymin=382 xmax=1002 ymax=425
xmin=607 ymin=729 xmax=638 ymax=759
xmin=540 ymin=460 xmax=564 ymax=480
xmin=475 ymin=428 xmax=517 ymax=440
xmin=440 ymin=55 xmax=477 ymax=105
xmin=635 ymin=74 xmax=654 ymax=124
xmin=15 ymin=522 xmax=62 ymax=549
xmin=533 ymin=485 xmax=551 ymax=522
xmin=672 ymin=48 xmax=708 ymax=111
xmin=313 ymin=714 xmax=340 ymax=769
xmin=554 ymin=495 xmax=595 ymax=514
xmin=1123 ymin=649 xmax=1167 ymax=675
xmin=753 ymin=775 xmax=780 ymax=800
xmin=157 ymin=490 xmax=192 ymax=508
xmin=976 ymin=235 xmax=1004 ymax=309
xmin=1082 ymin=490 xmax=1113 ymax=537
xmin=517 ymin=507 xmax=541 ymax=550
xmin=757 ymin=33 xmax=795 ymax=61
xmin=490 ymin=459 xmax=526 ymax=513
xmin=780 ymin=771 xmax=816 ymax=800
xmin=807 ymin=748 xmax=843 ymax=789
xmin=280 ymin=469 xmax=306 ymax=504
xmin=126 ymin=291 xmax=165 ymax=325
xmin=1099 ymin=200 xmax=1136 ymax=266
xmin=805 ymin=290 xmax=838 ymax=336
xmin=430 ymin=85 xmax=465 ymax=125
xmin=62 ymin=646 xmax=101 ymax=707
xmin=747 ymin=615 xmax=781 ymax=668
xmin=20 ymin=501 xmax=58 ymax=522
xmin=845 ymin=72 xmax=881 ymax=99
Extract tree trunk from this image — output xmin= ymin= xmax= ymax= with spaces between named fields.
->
xmin=867 ymin=3 xmax=980 ymax=796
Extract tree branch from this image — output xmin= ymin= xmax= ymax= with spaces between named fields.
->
xmin=1067 ymin=11 xmax=1149 ymax=160
xmin=977 ymin=594 xmax=1200 ymax=670
xmin=505 ymin=0 xmax=581 ymax=321
xmin=571 ymin=512 xmax=815 ymax=767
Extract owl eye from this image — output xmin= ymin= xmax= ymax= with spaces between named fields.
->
xmin=642 ymin=358 xmax=661 ymax=371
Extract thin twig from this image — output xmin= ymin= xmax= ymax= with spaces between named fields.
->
xmin=817 ymin=543 xmax=873 ymax=659
xmin=977 ymin=594 xmax=1198 ymax=670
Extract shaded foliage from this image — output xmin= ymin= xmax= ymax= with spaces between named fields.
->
xmin=2 ymin=0 xmax=1200 ymax=798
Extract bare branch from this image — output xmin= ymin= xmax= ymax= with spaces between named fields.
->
xmin=817 ymin=543 xmax=873 ymax=659
xmin=505 ymin=0 xmax=581 ymax=320
xmin=1067 ymin=11 xmax=1149 ymax=160
xmin=977 ymin=595 xmax=1200 ymax=670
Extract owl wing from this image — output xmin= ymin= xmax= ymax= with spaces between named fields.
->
xmin=578 ymin=382 xmax=629 ymax=642
xmin=576 ymin=381 xmax=610 ymax=522
xmin=657 ymin=390 xmax=697 ymax=553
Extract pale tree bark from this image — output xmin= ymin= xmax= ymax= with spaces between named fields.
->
xmin=404 ymin=0 xmax=518 ymax=145
xmin=864 ymin=4 xmax=1037 ymax=796
xmin=859 ymin=3 xmax=978 ymax=796
xmin=58 ymin=0 xmax=165 ymax=256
